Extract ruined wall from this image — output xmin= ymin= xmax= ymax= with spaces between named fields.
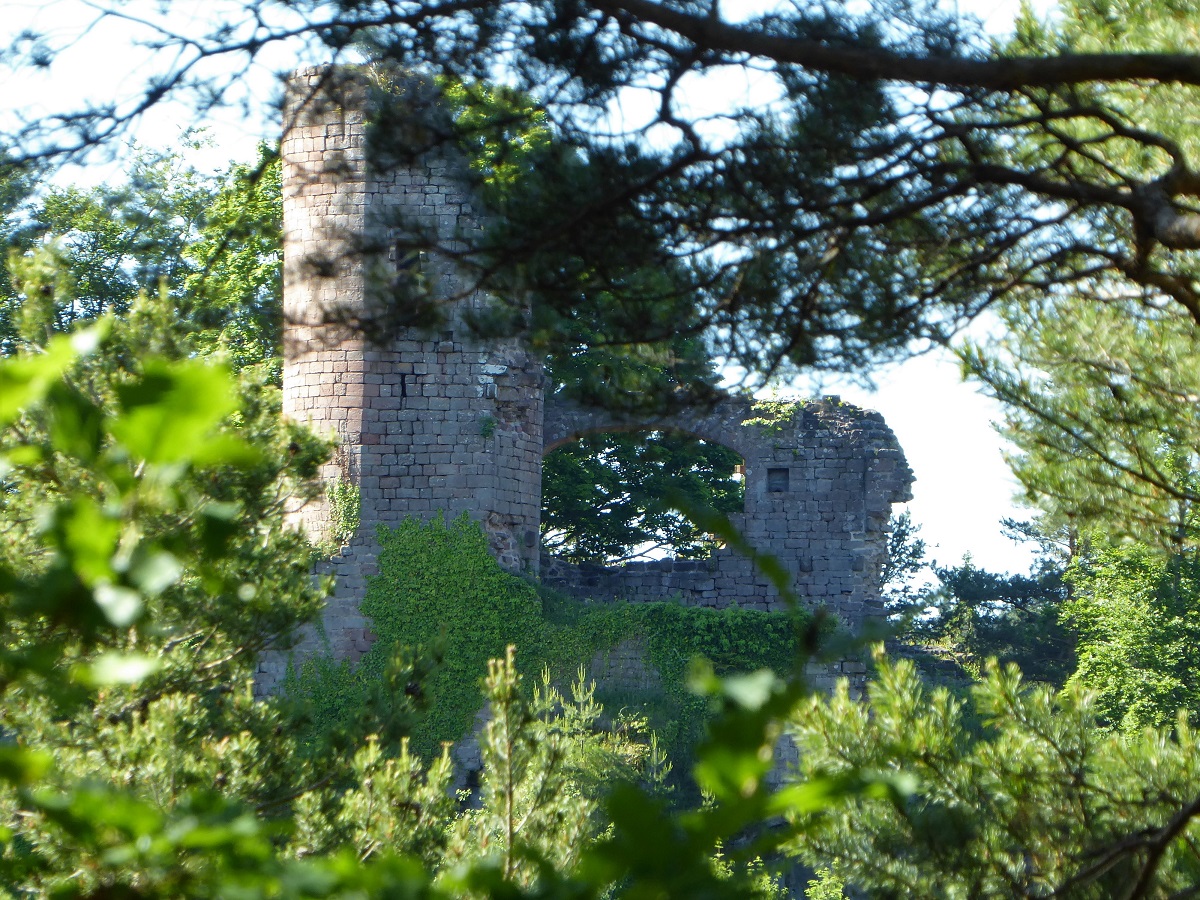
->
xmin=262 ymin=65 xmax=914 ymax=693
xmin=541 ymin=395 xmax=913 ymax=630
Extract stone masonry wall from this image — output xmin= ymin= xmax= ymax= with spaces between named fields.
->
xmin=260 ymin=67 xmax=543 ymax=688
xmin=541 ymin=394 xmax=914 ymax=631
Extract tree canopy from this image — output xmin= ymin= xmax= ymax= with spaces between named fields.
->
xmin=541 ymin=430 xmax=744 ymax=563
xmin=1 ymin=144 xmax=282 ymax=371
xmin=10 ymin=0 xmax=1200 ymax=383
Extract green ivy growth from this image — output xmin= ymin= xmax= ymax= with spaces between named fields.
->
xmin=742 ymin=398 xmax=807 ymax=436
xmin=541 ymin=586 xmax=809 ymax=761
xmin=356 ymin=513 xmax=550 ymax=757
xmin=297 ymin=513 xmax=814 ymax=775
xmin=326 ymin=474 xmax=361 ymax=546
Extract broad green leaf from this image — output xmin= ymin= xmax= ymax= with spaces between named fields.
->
xmin=716 ymin=669 xmax=783 ymax=711
xmin=197 ymin=502 xmax=242 ymax=555
xmin=0 ymin=746 xmax=53 ymax=785
xmin=57 ymin=497 xmax=121 ymax=587
xmin=0 ymin=444 xmax=43 ymax=470
xmin=128 ymin=549 xmax=182 ymax=596
xmin=93 ymin=584 xmax=143 ymax=628
xmin=0 ymin=321 xmax=108 ymax=426
xmin=767 ymin=770 xmax=918 ymax=816
xmin=35 ymin=787 xmax=164 ymax=837
xmin=189 ymin=432 xmax=263 ymax=467
xmin=45 ymin=381 xmax=105 ymax=463
xmin=111 ymin=357 xmax=239 ymax=465
xmin=175 ymin=813 xmax=261 ymax=850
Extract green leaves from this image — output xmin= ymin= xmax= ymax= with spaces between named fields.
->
xmin=962 ymin=296 xmax=1200 ymax=549
xmin=541 ymin=431 xmax=744 ymax=564
xmin=0 ymin=316 xmax=345 ymax=895
xmin=1065 ymin=546 xmax=1200 ymax=730
xmin=768 ymin=769 xmax=917 ymax=817
xmin=181 ymin=145 xmax=283 ymax=372
xmin=112 ymin=357 xmax=243 ymax=467
xmin=690 ymin=665 xmax=786 ymax=802
xmin=0 ymin=321 xmax=105 ymax=427
xmin=0 ymin=314 xmax=314 ymax=717
xmin=0 ymin=746 xmax=53 ymax=785
xmin=91 ymin=584 xmax=144 ymax=628
xmin=73 ymin=652 xmax=162 ymax=687
xmin=53 ymin=496 xmax=123 ymax=588
xmin=352 ymin=513 xmax=549 ymax=758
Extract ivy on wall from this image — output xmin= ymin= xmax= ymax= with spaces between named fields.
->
xmin=357 ymin=514 xmax=551 ymax=757
xmin=325 ymin=474 xmax=362 ymax=547
xmin=542 ymin=587 xmax=811 ymax=760
xmin=295 ymin=513 xmax=816 ymax=770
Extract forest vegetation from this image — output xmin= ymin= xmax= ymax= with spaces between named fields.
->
xmin=5 ymin=0 xmax=1200 ymax=896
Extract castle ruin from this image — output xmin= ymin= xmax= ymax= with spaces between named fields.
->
xmin=255 ymin=66 xmax=914 ymax=693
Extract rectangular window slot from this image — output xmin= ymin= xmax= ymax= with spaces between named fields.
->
xmin=767 ymin=468 xmax=790 ymax=493
xmin=394 ymin=245 xmax=423 ymax=272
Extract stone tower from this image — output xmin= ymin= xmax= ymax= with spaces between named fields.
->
xmin=276 ymin=66 xmax=544 ymax=665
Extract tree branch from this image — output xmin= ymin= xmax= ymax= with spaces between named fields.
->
xmin=592 ymin=0 xmax=1200 ymax=90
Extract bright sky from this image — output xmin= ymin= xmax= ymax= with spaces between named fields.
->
xmin=806 ymin=0 xmax=1047 ymax=575
xmin=798 ymin=339 xmax=1038 ymax=575
xmin=2 ymin=0 xmax=1055 ymax=575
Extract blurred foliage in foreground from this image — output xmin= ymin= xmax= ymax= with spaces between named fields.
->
xmin=3 ymin=310 xmax=1200 ymax=896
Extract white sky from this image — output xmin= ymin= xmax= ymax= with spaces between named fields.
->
xmin=825 ymin=0 xmax=1046 ymax=575
xmin=1 ymin=0 xmax=1055 ymax=575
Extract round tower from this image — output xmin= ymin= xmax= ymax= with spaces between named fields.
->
xmin=277 ymin=66 xmax=544 ymax=665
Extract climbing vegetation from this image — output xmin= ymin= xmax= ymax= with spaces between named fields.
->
xmin=293 ymin=512 xmax=814 ymax=780
xmin=325 ymin=473 xmax=362 ymax=547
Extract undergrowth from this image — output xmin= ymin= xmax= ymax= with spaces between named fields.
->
xmin=290 ymin=513 xmax=817 ymax=786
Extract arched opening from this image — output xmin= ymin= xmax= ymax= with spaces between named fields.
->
xmin=540 ymin=428 xmax=746 ymax=565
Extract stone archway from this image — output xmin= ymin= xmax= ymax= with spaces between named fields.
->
xmin=540 ymin=419 xmax=748 ymax=567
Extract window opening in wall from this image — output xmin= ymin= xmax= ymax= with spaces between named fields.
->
xmin=540 ymin=429 xmax=746 ymax=565
xmin=767 ymin=467 xmax=790 ymax=492
xmin=392 ymin=245 xmax=424 ymax=272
